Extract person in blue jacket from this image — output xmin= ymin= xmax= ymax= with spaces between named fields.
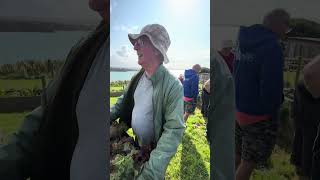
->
xmin=183 ymin=64 xmax=201 ymax=122
xmin=234 ymin=9 xmax=291 ymax=180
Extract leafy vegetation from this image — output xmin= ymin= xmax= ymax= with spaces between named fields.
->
xmin=110 ymin=122 xmax=141 ymax=180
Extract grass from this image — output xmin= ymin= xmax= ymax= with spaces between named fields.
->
xmin=165 ymin=110 xmax=210 ymax=179
xmin=0 ymin=112 xmax=28 ymax=143
xmin=0 ymin=98 xmax=119 ymax=138
xmin=284 ymin=71 xmax=302 ymax=88
xmin=110 ymin=97 xmax=118 ymax=105
xmin=0 ymin=79 xmax=42 ymax=90
xmin=251 ymin=146 xmax=297 ymax=180
xmin=110 ymin=86 xmax=125 ymax=93
xmin=0 ymin=78 xmax=53 ymax=91
xmin=0 ymin=113 xmax=28 ymax=135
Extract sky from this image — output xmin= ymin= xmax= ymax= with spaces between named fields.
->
xmin=0 ymin=0 xmax=319 ymax=65
xmin=110 ymin=0 xmax=210 ymax=70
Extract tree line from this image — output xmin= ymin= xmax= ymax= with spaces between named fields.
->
xmin=0 ymin=59 xmax=65 ymax=79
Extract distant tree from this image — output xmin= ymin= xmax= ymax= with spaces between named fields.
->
xmin=1 ymin=64 xmax=14 ymax=74
xmin=0 ymin=59 xmax=65 ymax=79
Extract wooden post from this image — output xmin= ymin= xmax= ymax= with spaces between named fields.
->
xmin=47 ymin=59 xmax=54 ymax=78
xmin=40 ymin=75 xmax=47 ymax=105
xmin=41 ymin=76 xmax=47 ymax=90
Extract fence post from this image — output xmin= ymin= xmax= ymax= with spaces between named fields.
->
xmin=47 ymin=59 xmax=54 ymax=78
xmin=41 ymin=76 xmax=47 ymax=90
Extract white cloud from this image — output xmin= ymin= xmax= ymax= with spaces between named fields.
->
xmin=111 ymin=46 xmax=139 ymax=68
xmin=110 ymin=1 xmax=118 ymax=14
xmin=116 ymin=45 xmax=129 ymax=58
xmin=166 ymin=48 xmax=210 ymax=69
xmin=113 ymin=25 xmax=139 ymax=33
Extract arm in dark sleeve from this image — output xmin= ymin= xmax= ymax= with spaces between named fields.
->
xmin=0 ymin=107 xmax=43 ymax=180
xmin=191 ymin=76 xmax=199 ymax=99
xmin=259 ymin=45 xmax=284 ymax=115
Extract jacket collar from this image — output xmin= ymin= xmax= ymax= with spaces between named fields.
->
xmin=149 ymin=63 xmax=166 ymax=85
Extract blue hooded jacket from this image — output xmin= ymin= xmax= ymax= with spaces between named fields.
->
xmin=183 ymin=69 xmax=199 ymax=99
xmin=233 ymin=24 xmax=283 ymax=117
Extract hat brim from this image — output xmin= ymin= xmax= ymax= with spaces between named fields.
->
xmin=128 ymin=33 xmax=169 ymax=64
xmin=162 ymin=52 xmax=169 ymax=64
xmin=128 ymin=33 xmax=143 ymax=45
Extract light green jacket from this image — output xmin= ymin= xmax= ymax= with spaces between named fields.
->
xmin=111 ymin=64 xmax=185 ymax=180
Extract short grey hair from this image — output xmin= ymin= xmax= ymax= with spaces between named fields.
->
xmin=192 ymin=64 xmax=201 ymax=72
xmin=263 ymin=8 xmax=290 ymax=28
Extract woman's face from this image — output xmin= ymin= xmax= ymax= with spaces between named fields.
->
xmin=133 ymin=36 xmax=159 ymax=67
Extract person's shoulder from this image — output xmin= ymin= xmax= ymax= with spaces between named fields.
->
xmin=211 ymin=50 xmax=233 ymax=77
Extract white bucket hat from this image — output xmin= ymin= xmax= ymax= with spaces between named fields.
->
xmin=128 ymin=24 xmax=171 ymax=64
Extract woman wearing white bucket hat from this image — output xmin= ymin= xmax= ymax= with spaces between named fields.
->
xmin=128 ymin=24 xmax=171 ymax=64
xmin=111 ymin=24 xmax=185 ymax=179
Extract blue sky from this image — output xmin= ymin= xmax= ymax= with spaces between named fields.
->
xmin=110 ymin=0 xmax=210 ymax=70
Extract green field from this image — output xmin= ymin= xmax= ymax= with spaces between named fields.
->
xmin=0 ymin=112 xmax=28 ymax=144
xmin=0 ymin=79 xmax=43 ymax=90
xmin=251 ymin=146 xmax=297 ymax=180
xmin=110 ymin=97 xmax=118 ymax=105
xmin=0 ymin=113 xmax=27 ymax=135
xmin=110 ymin=86 xmax=125 ymax=93
xmin=166 ymin=110 xmax=210 ymax=179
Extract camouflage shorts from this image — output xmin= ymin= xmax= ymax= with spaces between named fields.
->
xmin=235 ymin=120 xmax=278 ymax=163
xmin=184 ymin=100 xmax=196 ymax=114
